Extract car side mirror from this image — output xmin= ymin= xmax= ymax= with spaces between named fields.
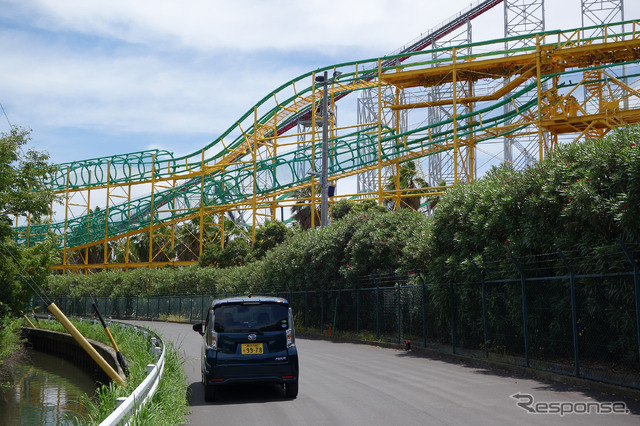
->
xmin=192 ymin=322 xmax=205 ymax=336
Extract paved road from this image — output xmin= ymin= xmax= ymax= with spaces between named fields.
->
xmin=131 ymin=321 xmax=640 ymax=425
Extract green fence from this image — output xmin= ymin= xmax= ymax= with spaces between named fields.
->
xmin=36 ymin=247 xmax=640 ymax=390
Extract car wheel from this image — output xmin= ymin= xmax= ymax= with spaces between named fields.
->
xmin=204 ymin=384 xmax=217 ymax=402
xmin=285 ymin=381 xmax=298 ymax=399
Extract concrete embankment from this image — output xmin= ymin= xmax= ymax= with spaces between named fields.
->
xmin=21 ymin=327 xmax=124 ymax=385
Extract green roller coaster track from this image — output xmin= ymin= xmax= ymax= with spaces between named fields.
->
xmin=12 ymin=20 xmax=640 ymax=270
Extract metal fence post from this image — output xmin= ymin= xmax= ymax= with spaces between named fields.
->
xmin=372 ymin=274 xmax=380 ymax=340
xmin=201 ymin=295 xmax=205 ymax=322
xmin=510 ymin=256 xmax=530 ymax=368
xmin=449 ymin=280 xmax=456 ymax=354
xmin=333 ymin=285 xmax=341 ymax=337
xmin=304 ymin=287 xmax=309 ymax=329
xmin=356 ymin=284 xmax=360 ymax=335
xmin=472 ymin=261 xmax=489 ymax=359
xmin=558 ymin=250 xmax=580 ymax=377
xmin=320 ymin=289 xmax=325 ymax=332
xmin=394 ymin=272 xmax=402 ymax=344
xmin=619 ymin=241 xmax=640 ymax=362
xmin=419 ymin=272 xmax=427 ymax=348
xmin=441 ymin=265 xmax=456 ymax=354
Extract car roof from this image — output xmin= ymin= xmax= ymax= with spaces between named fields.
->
xmin=209 ymin=295 xmax=289 ymax=309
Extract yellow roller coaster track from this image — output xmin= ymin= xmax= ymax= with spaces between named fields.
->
xmin=13 ymin=20 xmax=640 ymax=272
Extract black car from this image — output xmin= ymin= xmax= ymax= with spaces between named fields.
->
xmin=193 ymin=295 xmax=299 ymax=401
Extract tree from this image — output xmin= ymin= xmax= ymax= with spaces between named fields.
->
xmin=330 ymin=199 xmax=355 ymax=220
xmin=249 ymin=220 xmax=292 ymax=261
xmin=0 ymin=127 xmax=57 ymax=317
xmin=199 ymin=237 xmax=251 ymax=268
xmin=384 ymin=161 xmax=428 ymax=211
xmin=425 ymin=180 xmax=448 ymax=214
xmin=218 ymin=238 xmax=251 ymax=267
xmin=331 ymin=199 xmax=386 ymax=220
xmin=290 ymin=186 xmax=320 ymax=230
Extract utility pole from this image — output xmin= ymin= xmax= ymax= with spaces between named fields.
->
xmin=317 ymin=71 xmax=330 ymax=228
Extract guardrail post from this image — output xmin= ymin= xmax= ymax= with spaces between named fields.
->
xmin=558 ymin=250 xmax=580 ymax=377
xmin=619 ymin=241 xmax=640 ymax=363
xmin=510 ymin=256 xmax=530 ymax=368
xmin=100 ymin=328 xmax=166 ymax=425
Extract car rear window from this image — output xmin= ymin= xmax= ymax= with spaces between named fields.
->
xmin=213 ymin=302 xmax=289 ymax=333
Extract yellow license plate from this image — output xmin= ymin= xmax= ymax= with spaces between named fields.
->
xmin=241 ymin=343 xmax=264 ymax=355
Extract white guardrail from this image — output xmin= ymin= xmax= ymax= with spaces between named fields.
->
xmin=100 ymin=326 xmax=165 ymax=426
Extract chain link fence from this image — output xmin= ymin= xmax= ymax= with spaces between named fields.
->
xmin=36 ymin=245 xmax=640 ymax=390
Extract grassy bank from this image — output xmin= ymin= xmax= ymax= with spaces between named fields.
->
xmin=37 ymin=317 xmax=189 ymax=425
xmin=0 ymin=317 xmax=26 ymax=389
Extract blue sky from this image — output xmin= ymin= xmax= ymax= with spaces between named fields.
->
xmin=1 ymin=0 xmax=638 ymax=165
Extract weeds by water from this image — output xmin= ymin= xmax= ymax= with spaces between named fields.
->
xmin=38 ymin=318 xmax=188 ymax=425
xmin=0 ymin=318 xmax=26 ymax=390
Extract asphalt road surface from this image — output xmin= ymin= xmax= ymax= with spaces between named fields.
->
xmin=130 ymin=321 xmax=640 ymax=425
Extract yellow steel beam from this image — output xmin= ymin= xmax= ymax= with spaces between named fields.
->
xmin=381 ymin=38 xmax=640 ymax=89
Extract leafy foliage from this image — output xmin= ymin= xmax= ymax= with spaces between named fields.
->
xmin=384 ymin=160 xmax=428 ymax=210
xmin=249 ymin=220 xmax=292 ymax=261
xmin=0 ymin=128 xmax=57 ymax=319
xmin=43 ymin=126 xmax=640 ymax=364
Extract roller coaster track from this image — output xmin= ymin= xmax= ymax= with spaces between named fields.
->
xmin=13 ymin=19 xmax=640 ymax=271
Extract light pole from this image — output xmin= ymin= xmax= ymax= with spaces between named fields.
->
xmin=316 ymin=71 xmax=330 ymax=228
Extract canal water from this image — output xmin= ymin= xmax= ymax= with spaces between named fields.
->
xmin=0 ymin=350 xmax=96 ymax=425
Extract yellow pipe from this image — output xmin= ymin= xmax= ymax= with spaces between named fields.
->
xmin=32 ymin=310 xmax=42 ymax=327
xmin=104 ymin=327 xmax=120 ymax=352
xmin=47 ymin=302 xmax=125 ymax=386
xmin=21 ymin=311 xmax=36 ymax=328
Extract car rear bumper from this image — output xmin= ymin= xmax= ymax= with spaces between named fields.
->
xmin=204 ymin=354 xmax=299 ymax=385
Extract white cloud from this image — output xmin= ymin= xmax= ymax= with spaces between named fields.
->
xmin=7 ymin=0 xmax=476 ymax=53
xmin=1 ymin=0 xmax=638 ymax=164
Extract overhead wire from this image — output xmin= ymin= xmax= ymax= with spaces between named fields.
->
xmin=0 ymin=244 xmax=52 ymax=307
xmin=73 ymin=265 xmax=130 ymax=376
xmin=0 ymin=101 xmax=13 ymax=129
xmin=0 ymin=244 xmax=127 ymax=384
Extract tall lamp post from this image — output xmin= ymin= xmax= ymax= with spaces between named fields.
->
xmin=316 ymin=71 xmax=330 ymax=228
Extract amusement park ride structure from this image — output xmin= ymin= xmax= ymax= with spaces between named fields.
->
xmin=13 ymin=1 xmax=640 ymax=272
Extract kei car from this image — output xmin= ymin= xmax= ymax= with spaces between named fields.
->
xmin=193 ymin=295 xmax=299 ymax=401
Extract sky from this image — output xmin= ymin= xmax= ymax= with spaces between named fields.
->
xmin=1 ymin=0 xmax=639 ymax=166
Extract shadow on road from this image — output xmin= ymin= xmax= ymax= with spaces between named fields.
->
xmin=394 ymin=349 xmax=640 ymax=415
xmin=187 ymin=382 xmax=291 ymax=406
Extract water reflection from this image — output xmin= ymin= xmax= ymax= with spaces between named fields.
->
xmin=0 ymin=350 xmax=95 ymax=425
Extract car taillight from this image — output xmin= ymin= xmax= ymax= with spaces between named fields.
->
xmin=287 ymin=307 xmax=295 ymax=348
xmin=286 ymin=329 xmax=294 ymax=348
xmin=210 ymin=329 xmax=218 ymax=350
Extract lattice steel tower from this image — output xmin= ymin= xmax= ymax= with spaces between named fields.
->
xmin=503 ymin=0 xmax=545 ymax=167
